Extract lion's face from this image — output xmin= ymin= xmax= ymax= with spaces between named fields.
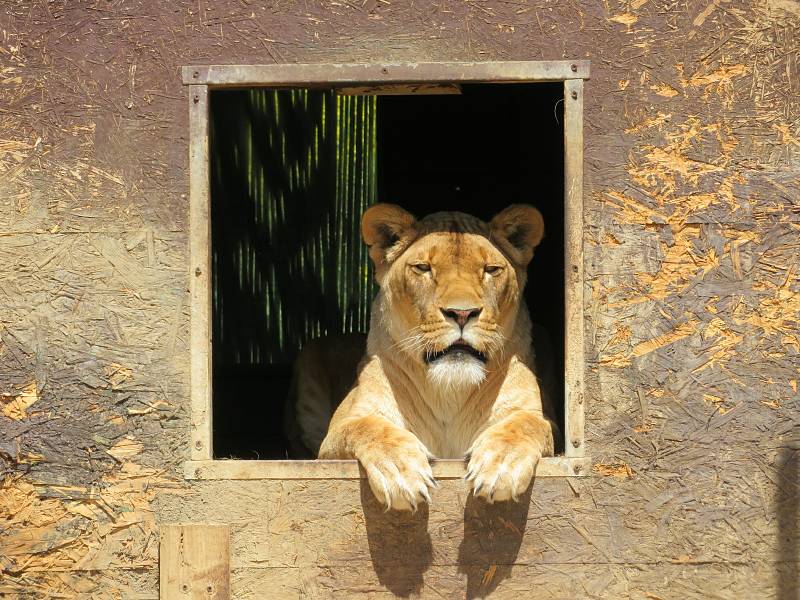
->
xmin=362 ymin=204 xmax=544 ymax=389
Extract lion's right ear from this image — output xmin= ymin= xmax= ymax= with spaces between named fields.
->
xmin=362 ymin=204 xmax=417 ymax=274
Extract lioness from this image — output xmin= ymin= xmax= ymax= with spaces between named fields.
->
xmin=319 ymin=204 xmax=555 ymax=511
xmin=284 ymin=332 xmax=367 ymax=458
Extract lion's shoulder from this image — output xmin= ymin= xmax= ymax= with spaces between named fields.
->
xmin=283 ymin=333 xmax=367 ymax=457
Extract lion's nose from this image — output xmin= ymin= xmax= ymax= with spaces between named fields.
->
xmin=441 ymin=307 xmax=482 ymax=329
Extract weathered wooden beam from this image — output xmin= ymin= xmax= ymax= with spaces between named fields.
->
xmin=188 ymin=84 xmax=213 ymax=461
xmin=563 ymin=78 xmax=586 ymax=458
xmin=184 ymin=457 xmax=590 ymax=480
xmin=336 ymin=83 xmax=462 ymax=95
xmin=160 ymin=524 xmax=230 ymax=600
xmin=182 ymin=61 xmax=591 ymax=87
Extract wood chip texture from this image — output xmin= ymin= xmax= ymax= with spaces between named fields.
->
xmin=0 ymin=1 xmax=797 ymax=598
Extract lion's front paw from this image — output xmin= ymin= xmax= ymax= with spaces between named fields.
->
xmin=465 ymin=434 xmax=542 ymax=503
xmin=358 ymin=433 xmax=437 ymax=512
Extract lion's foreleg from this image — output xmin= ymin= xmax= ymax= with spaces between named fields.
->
xmin=319 ymin=414 xmax=437 ymax=511
xmin=465 ymin=409 xmax=554 ymax=503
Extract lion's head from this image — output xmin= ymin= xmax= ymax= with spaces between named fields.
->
xmin=362 ymin=204 xmax=544 ymax=390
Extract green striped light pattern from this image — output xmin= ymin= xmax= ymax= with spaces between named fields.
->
xmin=210 ymin=89 xmax=377 ymax=366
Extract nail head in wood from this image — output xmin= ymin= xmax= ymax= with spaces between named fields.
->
xmin=571 ymin=63 xmax=578 ymax=72
xmin=195 ymin=440 xmax=203 ymax=450
xmin=571 ymin=90 xmax=578 ymax=99
xmin=195 ymin=267 xmax=202 ymax=277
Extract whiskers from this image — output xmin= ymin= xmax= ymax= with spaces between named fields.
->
xmin=391 ymin=326 xmax=428 ymax=355
xmin=389 ymin=323 xmax=511 ymax=393
xmin=466 ymin=327 xmax=507 ymax=362
xmin=393 ymin=323 xmax=508 ymax=365
xmin=391 ymin=324 xmax=446 ymax=357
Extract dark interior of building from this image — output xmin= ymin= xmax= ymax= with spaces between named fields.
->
xmin=209 ymin=82 xmax=565 ymax=459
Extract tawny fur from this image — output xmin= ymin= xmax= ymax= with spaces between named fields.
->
xmin=318 ymin=204 xmax=555 ymax=511
xmin=284 ymin=332 xmax=367 ymax=458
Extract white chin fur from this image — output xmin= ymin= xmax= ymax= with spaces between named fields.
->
xmin=427 ymin=355 xmax=486 ymax=390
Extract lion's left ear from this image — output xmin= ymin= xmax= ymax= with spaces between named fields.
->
xmin=489 ymin=204 xmax=545 ymax=267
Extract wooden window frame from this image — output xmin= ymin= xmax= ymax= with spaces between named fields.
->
xmin=182 ymin=61 xmax=590 ymax=480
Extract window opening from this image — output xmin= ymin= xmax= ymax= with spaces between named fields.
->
xmin=209 ymin=84 xmax=565 ymax=460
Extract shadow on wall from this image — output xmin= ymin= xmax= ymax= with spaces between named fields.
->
xmin=361 ymin=481 xmax=531 ymax=598
xmin=361 ymin=482 xmax=433 ymax=597
xmin=457 ymin=487 xmax=532 ymax=599
xmin=776 ymin=445 xmax=799 ymax=600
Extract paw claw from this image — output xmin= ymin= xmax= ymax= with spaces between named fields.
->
xmin=465 ymin=433 xmax=544 ymax=504
xmin=360 ymin=439 xmax=436 ymax=511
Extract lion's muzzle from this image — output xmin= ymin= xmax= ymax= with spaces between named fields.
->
xmin=424 ymin=340 xmax=487 ymax=364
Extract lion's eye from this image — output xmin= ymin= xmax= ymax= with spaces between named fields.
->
xmin=412 ymin=263 xmax=432 ymax=273
xmin=484 ymin=265 xmax=503 ymax=275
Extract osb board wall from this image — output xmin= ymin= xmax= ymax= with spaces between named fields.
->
xmin=0 ymin=1 xmax=797 ymax=598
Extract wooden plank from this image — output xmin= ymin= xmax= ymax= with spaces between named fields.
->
xmin=160 ymin=524 xmax=230 ymax=600
xmin=184 ymin=457 xmax=590 ymax=480
xmin=189 ymin=84 xmax=213 ymax=461
xmin=182 ymin=61 xmax=591 ymax=86
xmin=563 ymin=78 xmax=586 ymax=458
xmin=227 ymin=563 xmax=794 ymax=598
xmin=165 ymin=476 xmax=609 ymax=571
xmin=336 ymin=83 xmax=462 ymax=95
